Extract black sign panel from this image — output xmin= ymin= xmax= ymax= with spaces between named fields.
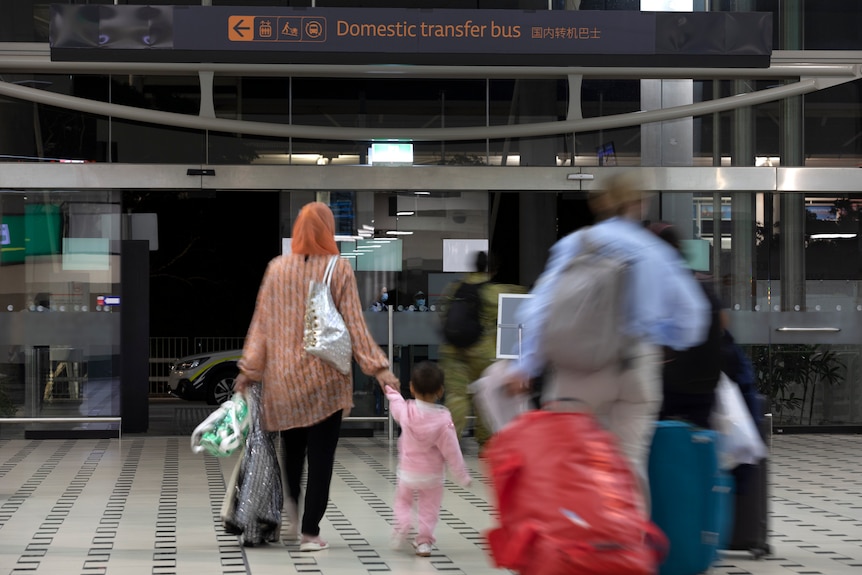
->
xmin=49 ymin=6 xmax=772 ymax=68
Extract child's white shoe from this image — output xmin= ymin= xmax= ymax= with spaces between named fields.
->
xmin=414 ymin=542 xmax=433 ymax=557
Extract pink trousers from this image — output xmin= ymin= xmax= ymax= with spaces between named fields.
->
xmin=393 ymin=481 xmax=444 ymax=545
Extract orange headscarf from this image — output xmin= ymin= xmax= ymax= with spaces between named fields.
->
xmin=291 ymin=202 xmax=340 ymax=256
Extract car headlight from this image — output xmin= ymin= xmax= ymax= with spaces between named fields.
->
xmin=172 ymin=357 xmax=209 ymax=371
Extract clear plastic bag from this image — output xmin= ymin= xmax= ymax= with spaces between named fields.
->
xmin=190 ymin=392 xmax=250 ymax=457
xmin=468 ymin=360 xmax=530 ymax=434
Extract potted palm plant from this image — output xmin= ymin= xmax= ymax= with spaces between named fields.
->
xmin=0 ymin=373 xmax=18 ymax=418
xmin=750 ymin=344 xmax=843 ymax=425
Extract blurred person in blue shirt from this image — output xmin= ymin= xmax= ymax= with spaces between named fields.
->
xmin=507 ymin=172 xmax=711 ymax=509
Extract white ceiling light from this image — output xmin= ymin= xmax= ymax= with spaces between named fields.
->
xmin=386 ymin=230 xmax=414 ymax=236
xmin=810 ymin=233 xmax=857 ymax=239
xmin=396 ymin=211 xmax=415 ymax=216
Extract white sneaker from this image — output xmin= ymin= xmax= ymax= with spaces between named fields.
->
xmin=415 ymin=542 xmax=433 ymax=557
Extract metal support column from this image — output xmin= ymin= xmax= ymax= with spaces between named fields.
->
xmin=779 ymin=0 xmax=806 ymax=311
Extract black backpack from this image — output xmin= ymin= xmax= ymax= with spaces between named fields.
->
xmin=443 ymin=281 xmax=486 ymax=348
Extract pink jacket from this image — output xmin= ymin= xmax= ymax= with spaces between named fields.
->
xmin=385 ymin=387 xmax=471 ymax=487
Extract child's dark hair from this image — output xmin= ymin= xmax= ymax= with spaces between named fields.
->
xmin=411 ymin=361 xmax=444 ymax=395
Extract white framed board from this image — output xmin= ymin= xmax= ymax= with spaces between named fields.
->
xmin=496 ymin=293 xmax=533 ymax=359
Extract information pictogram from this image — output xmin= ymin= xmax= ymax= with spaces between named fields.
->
xmin=305 ymin=20 xmax=323 ymax=39
xmin=259 ymin=20 xmax=273 ymax=38
xmin=228 ymin=15 xmax=327 ymax=43
xmin=227 ymin=16 xmax=253 ymax=42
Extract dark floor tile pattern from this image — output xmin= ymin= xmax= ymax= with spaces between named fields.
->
xmin=340 ymin=441 xmax=492 ymax=556
xmin=82 ymin=438 xmax=145 ymax=575
xmin=4 ymin=434 xmax=862 ymax=574
xmin=203 ymin=454 xmax=249 ymax=574
xmin=10 ymin=440 xmax=110 ymax=574
xmin=153 ymin=438 xmax=180 ymax=575
xmin=0 ymin=440 xmax=41 ymax=523
xmin=329 ymin=460 xmax=393 ymax=572
xmin=724 ymin=434 xmax=862 ymax=575
xmin=331 ymin=450 xmax=489 ymax=574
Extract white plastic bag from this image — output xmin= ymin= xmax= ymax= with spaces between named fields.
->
xmin=190 ymin=392 xmax=250 ymax=457
xmin=710 ymin=373 xmax=768 ymax=470
xmin=468 ymin=360 xmax=530 ymax=434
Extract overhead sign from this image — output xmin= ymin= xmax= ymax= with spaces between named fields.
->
xmin=49 ymin=6 xmax=772 ymax=68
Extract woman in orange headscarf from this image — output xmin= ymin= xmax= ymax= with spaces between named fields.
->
xmin=237 ymin=202 xmax=399 ymax=551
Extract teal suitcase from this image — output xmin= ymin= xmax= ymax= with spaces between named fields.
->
xmin=649 ymin=420 xmax=733 ymax=575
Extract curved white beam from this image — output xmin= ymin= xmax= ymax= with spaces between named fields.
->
xmin=0 ymin=76 xmax=842 ymax=141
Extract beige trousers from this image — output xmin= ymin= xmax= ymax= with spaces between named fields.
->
xmin=543 ymin=342 xmax=662 ymax=512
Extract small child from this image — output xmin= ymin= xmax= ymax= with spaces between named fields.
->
xmin=383 ymin=361 xmax=471 ymax=557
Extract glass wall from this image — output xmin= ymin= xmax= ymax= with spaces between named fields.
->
xmin=0 ymin=190 xmax=122 ymax=437
xmin=662 ymin=188 xmax=862 ymax=428
xmin=2 ymin=1 xmax=861 ymax=433
xmin=753 ymin=192 xmax=862 ymax=428
xmin=1 ymin=72 xmax=859 ymax=168
xmin=285 ymin=190 xmax=490 ymax=421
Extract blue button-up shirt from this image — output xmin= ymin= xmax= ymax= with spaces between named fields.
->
xmin=514 ymin=217 xmax=711 ymax=378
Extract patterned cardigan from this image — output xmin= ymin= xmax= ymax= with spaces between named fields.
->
xmin=239 ymin=254 xmax=390 ymax=431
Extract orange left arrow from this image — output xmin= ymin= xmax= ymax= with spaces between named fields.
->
xmin=228 ymin=16 xmax=253 ymax=42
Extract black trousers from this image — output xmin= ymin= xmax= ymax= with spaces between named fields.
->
xmin=280 ymin=410 xmax=343 ymax=537
xmin=659 ymin=390 xmax=716 ymax=430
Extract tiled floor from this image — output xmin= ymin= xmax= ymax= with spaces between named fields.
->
xmin=2 ymin=432 xmax=862 ymax=575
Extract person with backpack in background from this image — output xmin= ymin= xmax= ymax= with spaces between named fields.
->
xmin=505 ymin=173 xmax=711 ymax=508
xmin=439 ymin=251 xmax=526 ymax=448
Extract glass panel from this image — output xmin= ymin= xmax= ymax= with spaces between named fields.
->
xmin=207 ymin=131 xmax=267 ymax=165
xmin=108 ymin=119 xmax=205 ymax=163
xmin=803 ymin=80 xmax=862 ymax=165
xmin=663 ymin=188 xmax=859 ymax=427
xmin=803 ymin=5 xmax=862 ymax=50
xmin=288 ymin=190 xmax=489 ymax=422
xmin=424 ymin=139 xmax=489 ymax=166
xmin=291 ymin=77 xmax=488 ymax=131
xmin=107 ymin=75 xmax=205 ymax=163
xmin=0 ymin=190 xmax=121 ymax=438
xmin=727 ymin=190 xmax=862 ymax=428
xmin=290 ymin=138 xmax=369 ymax=166
xmin=0 ymin=75 xmax=110 ymax=163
